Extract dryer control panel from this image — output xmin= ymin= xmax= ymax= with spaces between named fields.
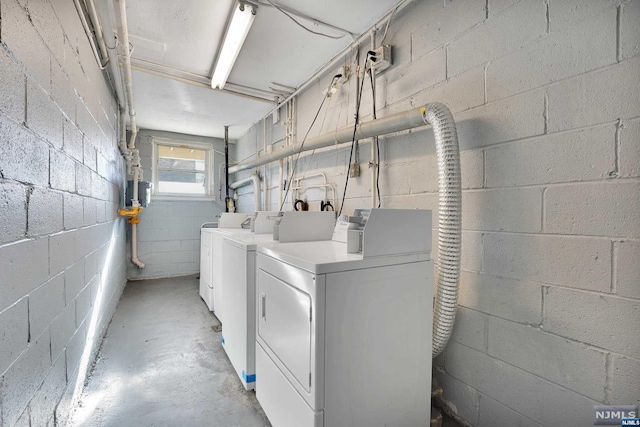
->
xmin=333 ymin=208 xmax=432 ymax=257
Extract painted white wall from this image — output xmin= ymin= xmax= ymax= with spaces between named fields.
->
xmin=235 ymin=1 xmax=640 ymax=425
xmin=126 ymin=129 xmax=226 ymax=280
xmin=0 ymin=0 xmax=127 ymax=425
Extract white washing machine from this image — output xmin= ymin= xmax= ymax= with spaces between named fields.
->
xmin=221 ymin=211 xmax=336 ymax=390
xmin=199 ymin=212 xmax=253 ymax=314
xmin=254 ymin=209 xmax=434 ymax=427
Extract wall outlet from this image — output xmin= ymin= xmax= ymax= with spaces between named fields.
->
xmin=370 ymin=45 xmax=392 ymax=73
xmin=337 ymin=66 xmax=350 ymax=84
xmin=349 ymin=162 xmax=361 ymax=177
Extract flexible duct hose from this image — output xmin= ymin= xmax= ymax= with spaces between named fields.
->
xmin=422 ymin=103 xmax=462 ymax=358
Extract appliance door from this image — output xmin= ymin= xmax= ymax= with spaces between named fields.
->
xmin=256 ymin=343 xmax=323 ymax=427
xmin=256 ymin=253 xmax=325 ymax=412
xmin=257 ymin=269 xmax=312 ymax=392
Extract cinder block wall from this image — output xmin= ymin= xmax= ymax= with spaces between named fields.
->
xmin=0 ymin=0 xmax=127 ymax=426
xmin=235 ymin=1 xmax=640 ymax=425
xmin=126 ymin=129 xmax=225 ymax=280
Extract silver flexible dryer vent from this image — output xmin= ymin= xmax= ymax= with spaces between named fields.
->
xmin=422 ymin=103 xmax=462 ymax=358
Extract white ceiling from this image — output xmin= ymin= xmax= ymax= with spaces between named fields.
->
xmin=97 ymin=0 xmax=400 ymax=140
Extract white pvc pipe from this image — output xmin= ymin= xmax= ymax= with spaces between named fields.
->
xmin=278 ymin=159 xmax=284 ymax=208
xmin=114 ymin=0 xmax=145 ymax=269
xmin=229 ymin=174 xmax=261 ymax=212
xmin=291 ymin=173 xmax=334 ymax=209
xmin=291 ymin=183 xmax=336 ymax=212
xmin=132 ymin=167 xmax=140 ymax=206
xmin=85 ymin=0 xmax=110 ymax=68
xmin=113 ymin=0 xmax=137 ymax=149
xmin=131 ymin=224 xmax=145 ymax=268
xmin=73 ymin=0 xmax=108 ymax=69
xmin=229 ymin=106 xmax=427 ymax=174
xmin=254 ymin=174 xmax=261 ymax=211
xmin=119 ymin=109 xmax=127 ymax=151
xmin=130 ymin=167 xmax=145 ymax=268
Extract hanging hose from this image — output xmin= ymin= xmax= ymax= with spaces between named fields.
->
xmin=422 ymin=103 xmax=462 ymax=358
xmin=321 ymin=200 xmax=334 ymax=211
xmin=294 ymin=199 xmax=309 ymax=211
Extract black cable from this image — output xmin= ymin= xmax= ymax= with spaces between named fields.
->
xmin=369 ymin=65 xmax=381 ymax=208
xmin=338 ymin=54 xmax=372 ymax=217
xmin=279 ymin=75 xmax=341 ymax=212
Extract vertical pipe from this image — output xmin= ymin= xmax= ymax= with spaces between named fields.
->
xmin=73 ymin=0 xmax=108 ymax=69
xmin=132 ymin=167 xmax=140 ymax=206
xmin=118 ymin=109 xmax=127 ymax=151
xmin=131 ymin=224 xmax=144 ymax=268
xmin=224 ymin=125 xmax=230 ymax=212
xmin=263 ymin=118 xmax=267 ymax=211
xmin=113 ymin=0 xmax=137 ymax=149
xmin=278 ymin=159 xmax=284 ymax=208
xmin=114 ymin=0 xmax=144 ymax=269
xmin=85 ymin=0 xmax=110 ymax=67
xmin=252 ymin=174 xmax=261 ymax=212
xmin=370 ymin=29 xmax=378 ymax=209
xmin=130 ymin=167 xmax=144 ymax=268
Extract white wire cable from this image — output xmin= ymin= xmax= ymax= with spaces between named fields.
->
xmin=380 ymin=4 xmax=399 ymax=45
xmin=263 ymin=0 xmax=349 ymax=40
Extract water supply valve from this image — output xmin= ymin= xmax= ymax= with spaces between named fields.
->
xmin=118 ymin=206 xmax=143 ymax=225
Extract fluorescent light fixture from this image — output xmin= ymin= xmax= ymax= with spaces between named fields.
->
xmin=211 ymin=2 xmax=256 ymax=89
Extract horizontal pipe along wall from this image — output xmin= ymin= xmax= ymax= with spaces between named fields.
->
xmin=233 ymin=1 xmax=640 ymax=425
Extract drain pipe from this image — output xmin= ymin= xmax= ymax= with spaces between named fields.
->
xmin=114 ymin=0 xmax=144 ymax=269
xmin=229 ymin=174 xmax=261 ymax=212
xmin=278 ymin=159 xmax=284 ymax=208
xmin=130 ymin=167 xmax=145 ymax=269
xmin=114 ymin=0 xmax=137 ymax=150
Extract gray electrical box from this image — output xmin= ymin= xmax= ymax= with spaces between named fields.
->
xmin=126 ymin=180 xmax=152 ymax=207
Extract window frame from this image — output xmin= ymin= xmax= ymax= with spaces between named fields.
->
xmin=151 ymin=138 xmax=215 ymax=200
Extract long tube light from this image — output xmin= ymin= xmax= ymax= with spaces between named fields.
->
xmin=211 ymin=2 xmax=257 ymax=89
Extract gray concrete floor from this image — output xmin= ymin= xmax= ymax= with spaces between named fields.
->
xmin=72 ymin=275 xmax=270 ymax=427
xmin=73 ymin=274 xmax=463 ymax=427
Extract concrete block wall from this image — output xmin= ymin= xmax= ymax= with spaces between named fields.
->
xmin=0 ymin=0 xmax=127 ymax=426
xmin=236 ymin=1 xmax=640 ymax=425
xmin=126 ymin=129 xmax=225 ymax=280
